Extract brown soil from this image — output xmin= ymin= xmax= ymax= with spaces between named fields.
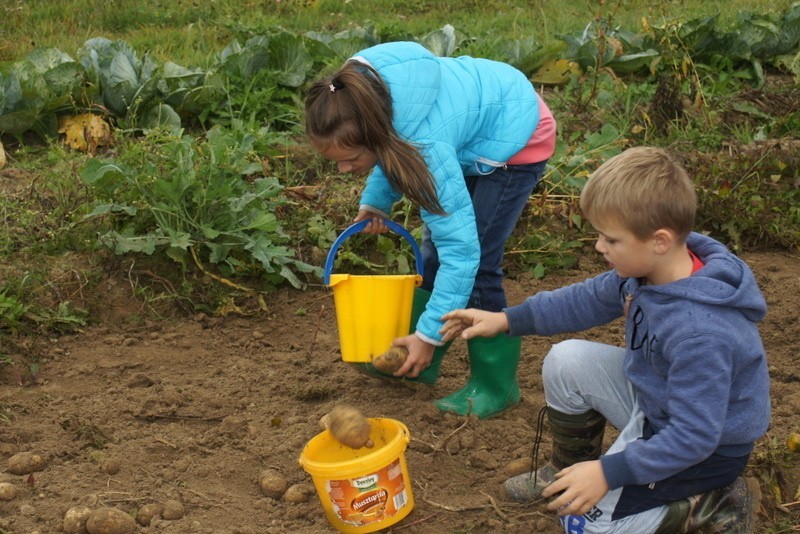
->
xmin=1 ymin=249 xmax=799 ymax=534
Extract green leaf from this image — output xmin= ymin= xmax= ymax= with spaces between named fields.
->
xmin=422 ymin=24 xmax=457 ymax=57
xmin=241 ymin=212 xmax=280 ymax=232
xmin=778 ymin=3 xmax=800 ymax=54
xmin=278 ymin=264 xmax=303 ymax=289
xmin=206 ymin=243 xmax=233 ymax=264
xmin=201 ymin=225 xmax=221 ymax=239
xmin=611 ymin=50 xmax=660 ymax=74
xmin=102 ymin=232 xmax=159 ymax=255
xmin=167 ymin=230 xmax=192 ymax=250
xmin=584 ymin=123 xmax=621 ymax=149
xmin=269 ymin=32 xmax=313 ymax=88
xmin=80 ymin=159 xmax=129 ymax=188
xmin=731 ymin=101 xmax=772 ymax=119
xmin=166 ymin=246 xmax=188 ymax=263
xmin=0 ymin=107 xmax=41 ymax=134
xmin=138 ymin=103 xmax=182 ymax=131
xmin=83 ymin=203 xmax=137 ymax=219
xmin=247 ymin=237 xmax=295 ymax=273
xmin=738 ymin=14 xmax=781 ymax=58
xmin=108 ymin=51 xmax=139 ymax=106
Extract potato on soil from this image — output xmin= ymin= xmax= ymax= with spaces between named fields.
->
xmin=258 ymin=468 xmax=289 ymax=499
xmin=161 ymin=499 xmax=185 ymax=520
xmin=371 ymin=346 xmax=408 ymax=374
xmin=326 ymin=404 xmax=374 ymax=449
xmin=63 ymin=506 xmax=93 ymax=533
xmin=502 ymin=457 xmax=533 ymax=478
xmin=0 ymin=482 xmax=16 ymax=501
xmin=136 ymin=503 xmax=163 ymax=527
xmin=7 ymin=451 xmax=46 ymax=475
xmin=284 ymin=483 xmax=315 ymax=503
xmin=85 ymin=507 xmax=136 ymax=534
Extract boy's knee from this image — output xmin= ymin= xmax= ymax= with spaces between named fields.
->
xmin=542 ymin=340 xmax=585 ymax=383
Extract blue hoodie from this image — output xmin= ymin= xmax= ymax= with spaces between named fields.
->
xmin=352 ymin=42 xmax=541 ymax=344
xmin=504 ymin=232 xmax=771 ymax=489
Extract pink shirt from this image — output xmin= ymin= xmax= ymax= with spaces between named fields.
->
xmin=507 ymin=95 xmax=557 ymax=165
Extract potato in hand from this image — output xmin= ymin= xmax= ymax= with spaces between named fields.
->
xmin=371 ymin=346 xmax=408 ymax=374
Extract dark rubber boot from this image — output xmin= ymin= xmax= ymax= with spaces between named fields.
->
xmin=434 ymin=333 xmax=521 ymax=419
xmin=654 ymin=476 xmax=761 ymax=534
xmin=351 ymin=287 xmax=449 ymax=385
xmin=503 ymin=407 xmax=606 ymax=502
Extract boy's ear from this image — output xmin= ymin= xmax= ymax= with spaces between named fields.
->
xmin=652 ymin=228 xmax=677 ymax=254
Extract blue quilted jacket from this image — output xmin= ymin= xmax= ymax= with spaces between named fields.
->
xmin=353 ymin=42 xmax=541 ymax=343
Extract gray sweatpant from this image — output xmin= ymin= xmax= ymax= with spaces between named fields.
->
xmin=542 ymin=339 xmax=667 ymax=534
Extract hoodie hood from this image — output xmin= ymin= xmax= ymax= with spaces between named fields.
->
xmin=641 ymin=232 xmax=767 ymax=322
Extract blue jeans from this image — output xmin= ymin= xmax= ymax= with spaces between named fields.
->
xmin=421 ymin=161 xmax=547 ymax=312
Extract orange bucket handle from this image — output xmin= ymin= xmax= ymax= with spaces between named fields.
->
xmin=323 ymin=219 xmax=424 ymax=285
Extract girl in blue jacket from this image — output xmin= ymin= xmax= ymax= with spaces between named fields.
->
xmin=306 ymin=41 xmax=556 ymax=418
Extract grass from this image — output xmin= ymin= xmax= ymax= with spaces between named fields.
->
xmin=2 ymin=0 xmax=795 ymax=65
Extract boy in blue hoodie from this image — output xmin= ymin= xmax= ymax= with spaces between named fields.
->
xmin=440 ymin=147 xmax=769 ymax=533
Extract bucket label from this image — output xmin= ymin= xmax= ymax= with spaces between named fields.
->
xmin=325 ymin=458 xmax=409 ymax=527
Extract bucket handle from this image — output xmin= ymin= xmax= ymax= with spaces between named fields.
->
xmin=323 ymin=219 xmax=424 ymax=285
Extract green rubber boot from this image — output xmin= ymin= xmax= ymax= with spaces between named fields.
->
xmin=350 ymin=287 xmax=450 ymax=385
xmin=434 ymin=333 xmax=521 ymax=419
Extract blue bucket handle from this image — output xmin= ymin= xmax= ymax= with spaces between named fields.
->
xmin=323 ymin=219 xmax=424 ymax=285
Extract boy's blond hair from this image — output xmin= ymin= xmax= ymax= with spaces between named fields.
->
xmin=580 ymin=147 xmax=696 ymax=241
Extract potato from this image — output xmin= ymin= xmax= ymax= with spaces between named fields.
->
xmin=161 ymin=499 xmax=184 ymax=520
xmin=136 ymin=503 xmax=163 ymax=527
xmin=283 ymin=483 xmax=315 ymax=504
xmin=326 ymin=405 xmax=373 ymax=449
xmin=85 ymin=507 xmax=136 ymax=534
xmin=258 ymin=468 xmax=288 ymax=499
xmin=318 ymin=412 xmax=331 ymax=430
xmin=0 ymin=482 xmax=16 ymax=501
xmin=7 ymin=451 xmax=46 ymax=475
xmin=371 ymin=346 xmax=408 ymax=374
xmin=63 ymin=506 xmax=93 ymax=533
xmin=502 ymin=457 xmax=533 ymax=478
xmin=63 ymin=506 xmax=93 ymax=534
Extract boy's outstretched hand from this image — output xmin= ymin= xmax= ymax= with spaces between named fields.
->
xmin=541 ymin=460 xmax=609 ymax=517
xmin=439 ymin=309 xmax=509 ymax=341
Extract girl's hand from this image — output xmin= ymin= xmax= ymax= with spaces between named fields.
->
xmin=439 ymin=309 xmax=509 ymax=341
xmin=354 ymin=210 xmax=388 ymax=234
xmin=391 ymin=335 xmax=434 ymax=378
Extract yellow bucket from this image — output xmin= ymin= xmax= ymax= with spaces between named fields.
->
xmin=323 ymin=220 xmax=423 ymax=363
xmin=299 ymin=418 xmax=415 ymax=533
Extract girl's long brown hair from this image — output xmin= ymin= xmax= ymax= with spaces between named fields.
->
xmin=305 ymin=61 xmax=445 ymax=215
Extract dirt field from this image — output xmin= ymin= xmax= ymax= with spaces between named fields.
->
xmin=0 ymin=248 xmax=798 ymax=533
